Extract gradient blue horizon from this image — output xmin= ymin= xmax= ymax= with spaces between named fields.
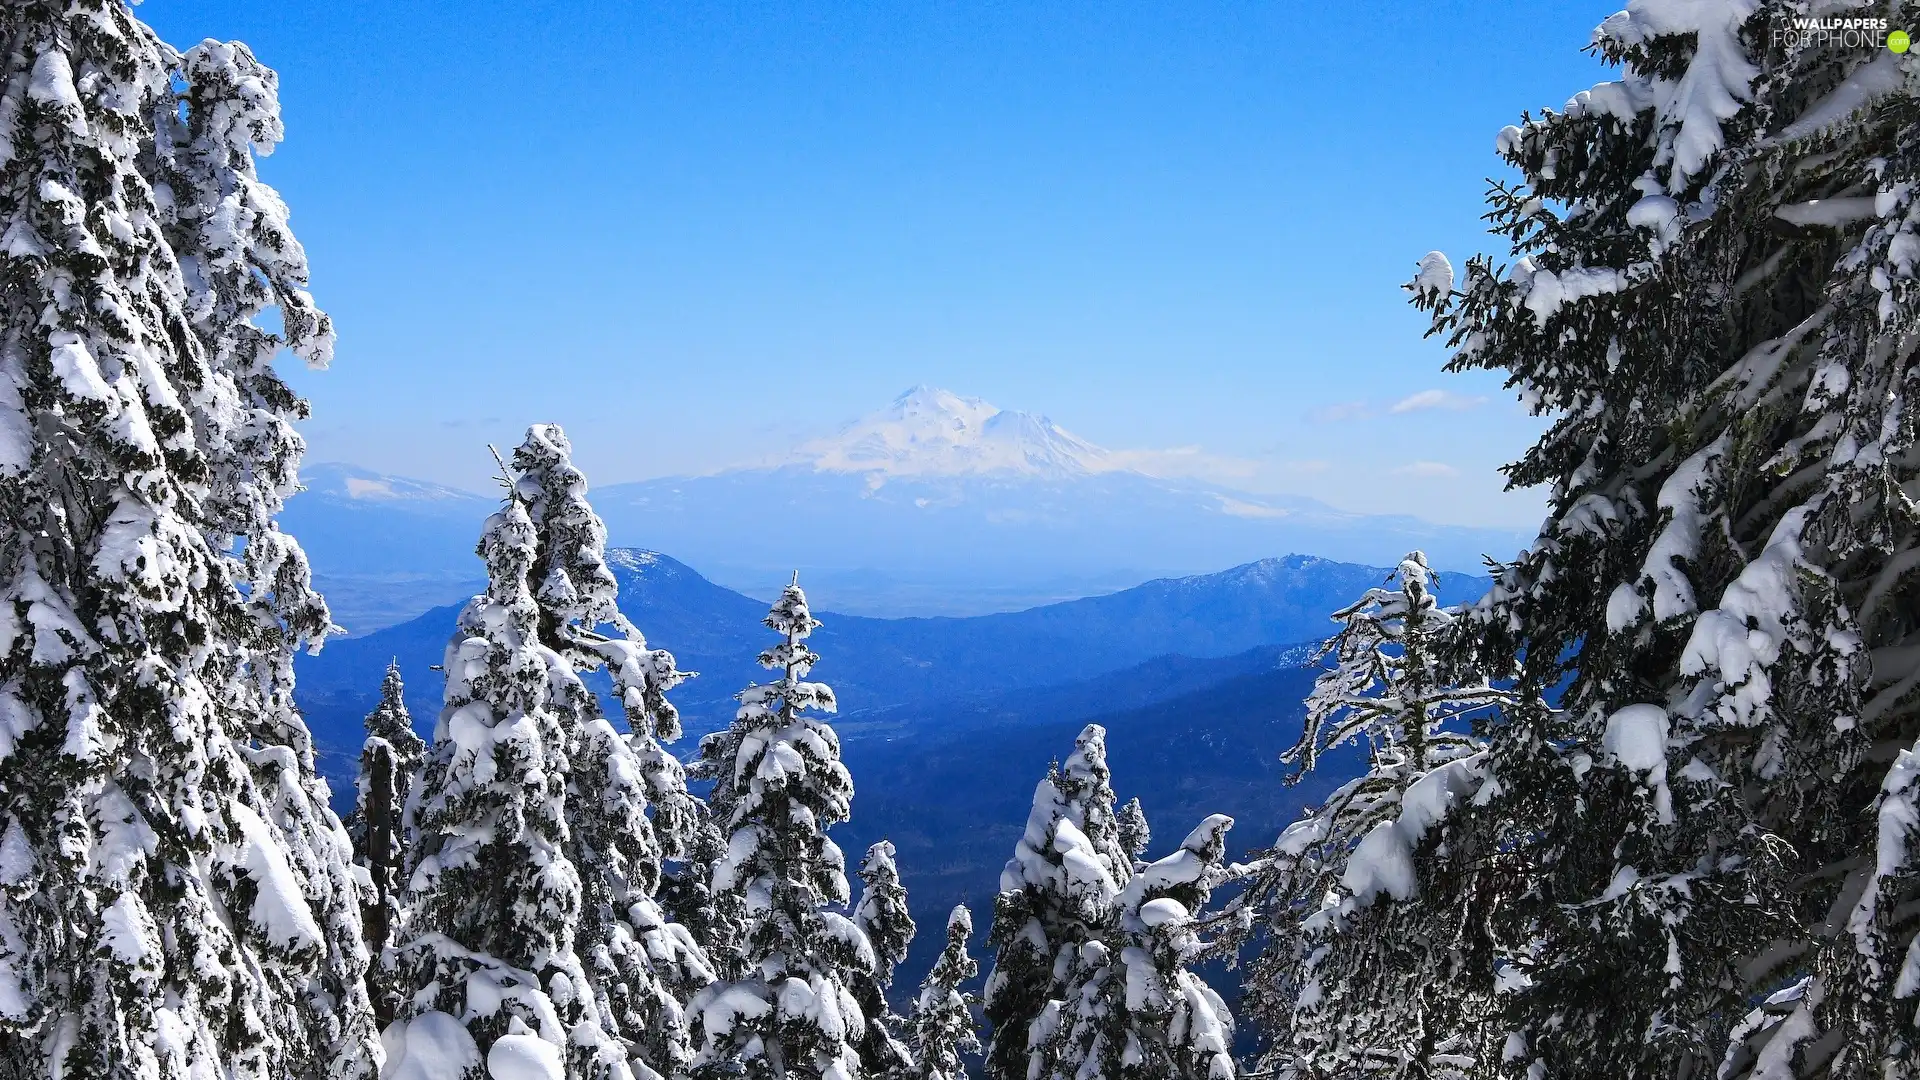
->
xmin=143 ymin=1 xmax=1613 ymax=529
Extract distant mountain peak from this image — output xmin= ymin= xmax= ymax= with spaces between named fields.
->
xmin=791 ymin=387 xmax=1117 ymax=480
xmin=301 ymin=463 xmax=489 ymax=504
xmin=606 ymin=548 xmax=661 ymax=571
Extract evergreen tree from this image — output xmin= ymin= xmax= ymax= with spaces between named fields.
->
xmin=687 ymin=579 xmax=872 ymax=1080
xmin=851 ymin=841 xmax=916 ymax=1077
xmin=346 ymin=661 xmax=424 ymax=1023
xmin=988 ymin=728 xmax=1241 ymax=1080
xmin=1241 ymin=3 xmax=1920 ymax=1075
xmin=1115 ymin=797 xmax=1151 ymax=866
xmin=510 ymin=424 xmax=713 ymax=1078
xmin=907 ymin=907 xmax=981 ymax=1080
xmin=1115 ymin=816 xmax=1238 ymax=1080
xmin=392 ymin=428 xmax=713 ymax=1080
xmin=0 ymin=5 xmax=376 ymax=1077
xmin=981 ymin=725 xmax=1132 ymax=1080
xmin=1237 ymin=555 xmax=1511 ymax=1076
xmin=1029 ymin=816 xmax=1239 ymax=1080
xmin=388 ymin=498 xmax=595 ymax=1074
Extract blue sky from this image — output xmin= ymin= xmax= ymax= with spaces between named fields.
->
xmin=145 ymin=1 xmax=1611 ymax=529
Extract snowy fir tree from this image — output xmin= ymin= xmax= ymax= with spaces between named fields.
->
xmin=507 ymin=430 xmax=703 ymax=860
xmin=983 ymin=726 xmax=1239 ymax=1080
xmin=347 ymin=661 xmax=425 ymax=1023
xmin=510 ymin=425 xmax=714 ymax=1077
xmin=1230 ymin=2 xmax=1920 ymax=1076
xmin=1115 ymin=797 xmax=1151 ymax=866
xmin=853 ymin=843 xmax=915 ymax=991
xmin=983 ymin=724 xmax=1132 ymax=1080
xmin=987 ymin=727 xmax=1241 ymax=1080
xmin=390 ymin=429 xmax=714 ymax=1080
xmin=655 ymin=810 xmax=747 ymax=988
xmin=0 ymin=4 xmax=378 ymax=1078
xmin=1235 ymin=554 xmax=1511 ymax=1076
xmin=387 ymin=497 xmax=598 ymax=1079
xmin=851 ymin=841 xmax=916 ymax=1077
xmin=686 ymin=579 xmax=875 ymax=1080
xmin=906 ymin=907 xmax=981 ymax=1080
xmin=1027 ymin=815 xmax=1240 ymax=1080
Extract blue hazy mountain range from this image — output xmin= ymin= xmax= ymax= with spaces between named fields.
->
xmin=294 ymin=548 xmax=1491 ymax=776
xmin=287 ymin=387 xmax=1528 ymax=632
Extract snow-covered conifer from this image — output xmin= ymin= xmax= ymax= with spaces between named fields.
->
xmin=687 ymin=579 xmax=873 ymax=1079
xmin=982 ymin=725 xmax=1131 ymax=1080
xmin=851 ymin=841 xmax=916 ymax=1076
xmin=509 ymin=425 xmax=714 ymax=1075
xmin=0 ymin=5 xmax=375 ymax=1077
xmin=347 ymin=662 xmax=424 ymax=1022
xmin=855 ymin=842 xmax=915 ymax=986
xmin=392 ymin=429 xmax=713 ymax=1080
xmin=1260 ymin=3 xmax=1920 ymax=1074
xmin=1236 ymin=554 xmax=1510 ymax=1074
xmin=1029 ymin=816 xmax=1239 ymax=1080
xmin=907 ymin=907 xmax=981 ymax=1080
xmin=509 ymin=428 xmax=703 ymax=855
xmin=388 ymin=498 xmax=600 ymax=1074
xmin=1116 ymin=797 xmax=1150 ymax=866
xmin=988 ymin=730 xmax=1241 ymax=1080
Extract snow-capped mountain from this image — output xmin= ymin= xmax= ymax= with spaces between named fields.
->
xmin=281 ymin=463 xmax=494 ymax=635
xmin=286 ymin=389 xmax=1530 ymax=626
xmin=299 ymin=462 xmax=491 ymax=504
xmin=788 ymin=385 xmax=1116 ymax=478
xmin=584 ymin=387 xmax=1528 ymax=600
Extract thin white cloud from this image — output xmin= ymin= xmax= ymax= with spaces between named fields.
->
xmin=1392 ymin=461 xmax=1461 ymax=478
xmin=1217 ymin=497 xmax=1291 ymax=519
xmin=1389 ymin=389 xmax=1486 ymax=414
xmin=1310 ymin=390 xmax=1485 ymax=423
xmin=1279 ymin=459 xmax=1330 ymax=475
xmin=1106 ymin=446 xmax=1261 ymax=482
xmin=1308 ymin=401 xmax=1373 ymax=424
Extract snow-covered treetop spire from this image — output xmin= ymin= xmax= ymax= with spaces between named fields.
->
xmin=997 ymin=724 xmax=1132 ymax=911
xmin=1056 ymin=723 xmax=1132 ymax=885
xmin=850 ymin=839 xmax=917 ymax=1075
xmin=705 ymin=573 xmax=847 ymax=912
xmin=855 ymin=839 xmax=916 ymax=985
xmin=985 ymin=723 xmax=1135 ymax=1079
xmin=348 ymin=659 xmax=420 ymax=1026
xmin=395 ymin=481 xmax=635 ymax=1074
xmin=363 ymin=659 xmax=421 ymax=751
xmin=689 ymin=579 xmax=868 ymax=1077
xmin=1102 ymin=814 xmax=1240 ymax=1080
xmin=909 ymin=905 xmax=982 ymax=1080
xmin=1116 ymin=796 xmax=1151 ymax=863
xmin=1015 ymin=800 xmax=1242 ymax=1080
xmin=511 ymin=422 xmax=625 ymax=636
xmin=398 ymin=433 xmax=715 ymax=1079
xmin=503 ymin=422 xmax=701 ymax=859
xmin=1289 ymin=550 xmax=1502 ymax=776
xmin=759 ymin=572 xmax=824 ymax=673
